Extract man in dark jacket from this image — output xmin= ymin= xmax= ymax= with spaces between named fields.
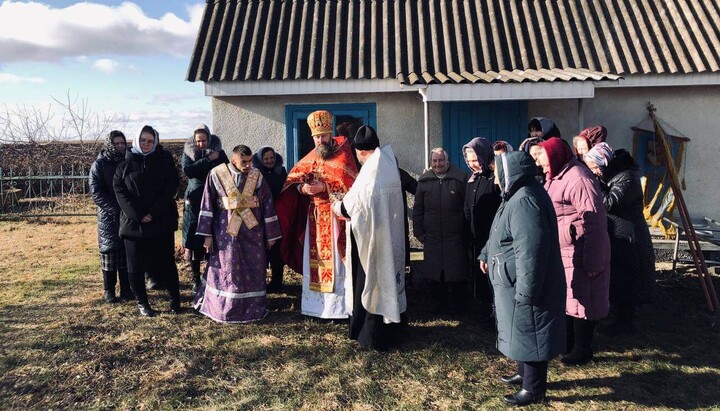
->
xmin=252 ymin=146 xmax=288 ymax=293
xmin=462 ymin=137 xmax=501 ymax=323
xmin=413 ymin=148 xmax=469 ymax=314
xmin=89 ymin=130 xmax=133 ymax=303
xmin=479 ymin=151 xmax=566 ymax=406
xmin=182 ymin=124 xmax=228 ymax=293
xmin=114 ymin=125 xmax=181 ymax=317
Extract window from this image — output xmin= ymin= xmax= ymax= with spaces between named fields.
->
xmin=284 ymin=103 xmax=377 ymax=168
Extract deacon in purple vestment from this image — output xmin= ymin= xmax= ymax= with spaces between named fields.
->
xmin=193 ymin=145 xmax=282 ymax=323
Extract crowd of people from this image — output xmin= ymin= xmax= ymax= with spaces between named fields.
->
xmin=89 ymin=112 xmax=656 ymax=406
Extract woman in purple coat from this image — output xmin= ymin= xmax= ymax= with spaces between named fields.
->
xmin=537 ymin=137 xmax=610 ymax=365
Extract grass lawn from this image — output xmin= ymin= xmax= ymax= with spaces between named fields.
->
xmin=0 ymin=217 xmax=719 ymax=410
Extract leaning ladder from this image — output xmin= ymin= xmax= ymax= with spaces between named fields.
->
xmin=648 ymin=102 xmax=719 ymax=311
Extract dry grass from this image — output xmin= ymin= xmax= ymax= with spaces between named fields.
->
xmin=0 ymin=218 xmax=719 ymax=410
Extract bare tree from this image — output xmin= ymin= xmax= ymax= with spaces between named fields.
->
xmin=0 ymin=90 xmax=127 ymax=171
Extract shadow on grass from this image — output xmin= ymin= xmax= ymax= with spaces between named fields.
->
xmin=551 ymin=369 xmax=720 ymax=408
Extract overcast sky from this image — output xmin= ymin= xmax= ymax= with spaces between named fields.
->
xmin=0 ymin=0 xmax=210 ymax=141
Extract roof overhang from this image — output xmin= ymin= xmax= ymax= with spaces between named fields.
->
xmin=204 ymin=79 xmax=412 ymax=97
xmin=420 ymin=81 xmax=597 ymax=102
xmin=204 ymin=77 xmax=618 ymax=101
xmin=203 ymin=72 xmax=720 ymax=101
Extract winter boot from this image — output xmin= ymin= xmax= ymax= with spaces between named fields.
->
xmin=137 ymin=303 xmax=157 ymax=317
xmin=118 ymin=269 xmax=134 ymax=301
xmin=102 ymin=270 xmax=118 ymax=303
xmin=561 ymin=318 xmax=596 ymax=365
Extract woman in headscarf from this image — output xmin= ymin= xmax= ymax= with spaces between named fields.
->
xmin=479 ymin=151 xmax=565 ymax=406
xmin=537 ymin=137 xmax=610 ymax=365
xmin=114 ymin=125 xmax=181 ymax=317
xmin=462 ymin=137 xmax=501 ymax=323
xmin=89 ymin=130 xmax=133 ymax=303
xmin=584 ymin=143 xmax=655 ymax=336
xmin=413 ymin=148 xmax=469 ymax=314
xmin=573 ymin=125 xmax=608 ymax=162
xmin=519 ymin=136 xmax=546 ymax=184
xmin=528 ymin=117 xmax=562 ymax=140
xmin=182 ymin=124 xmax=228 ymax=294
xmin=252 ymin=146 xmax=288 ymax=293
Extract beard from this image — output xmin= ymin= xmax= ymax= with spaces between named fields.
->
xmin=315 ymin=141 xmax=334 ymax=160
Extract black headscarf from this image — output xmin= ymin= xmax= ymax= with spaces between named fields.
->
xmin=103 ymin=130 xmax=126 ymax=162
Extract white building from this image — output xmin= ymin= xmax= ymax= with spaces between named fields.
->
xmin=187 ymin=0 xmax=720 ymax=221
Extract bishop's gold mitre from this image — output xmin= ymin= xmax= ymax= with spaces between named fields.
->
xmin=307 ymin=110 xmax=334 ymax=136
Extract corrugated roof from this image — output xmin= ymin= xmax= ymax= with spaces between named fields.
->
xmin=186 ymin=0 xmax=720 ymax=85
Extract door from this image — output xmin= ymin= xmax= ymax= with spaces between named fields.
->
xmin=443 ymin=101 xmax=528 ymax=171
xmin=285 ymin=103 xmax=377 ymax=168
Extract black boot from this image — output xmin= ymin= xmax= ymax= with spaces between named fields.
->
xmin=562 ymin=318 xmax=596 ymax=365
xmin=564 ymin=315 xmax=575 ymax=355
xmin=137 ymin=303 xmax=157 ymax=317
xmin=118 ymin=268 xmax=135 ymax=301
xmin=169 ymin=296 xmax=182 ymax=314
xmin=103 ymin=290 xmax=119 ymax=304
xmin=500 ymin=374 xmax=523 ymax=385
xmin=503 ymin=389 xmax=546 ymax=406
xmin=267 ymin=241 xmax=284 ymax=293
xmin=102 ymin=270 xmax=118 ymax=303
xmin=191 ymin=259 xmax=202 ymax=294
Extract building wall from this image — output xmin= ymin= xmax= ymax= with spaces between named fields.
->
xmin=213 ymin=85 xmax=719 ymax=220
xmin=529 ymin=86 xmax=720 ymax=221
xmin=212 ymin=92 xmax=443 ymax=176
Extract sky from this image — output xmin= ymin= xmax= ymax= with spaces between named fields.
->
xmin=0 ymin=0 xmax=210 ymax=141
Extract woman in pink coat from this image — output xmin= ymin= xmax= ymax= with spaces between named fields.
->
xmin=537 ymin=137 xmax=610 ymax=365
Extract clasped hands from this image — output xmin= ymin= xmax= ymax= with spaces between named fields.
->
xmin=300 ymin=181 xmax=325 ymax=196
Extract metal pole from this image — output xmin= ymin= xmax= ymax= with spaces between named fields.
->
xmin=578 ymin=98 xmax=585 ymax=132
xmin=419 ymin=87 xmax=430 ymax=170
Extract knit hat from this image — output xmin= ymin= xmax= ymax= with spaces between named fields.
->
xmin=539 ymin=137 xmax=574 ymax=179
xmin=352 ymin=125 xmax=380 ymax=150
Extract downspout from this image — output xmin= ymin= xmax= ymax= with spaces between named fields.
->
xmin=418 ymin=86 xmax=430 ymax=170
xmin=577 ymin=98 xmax=585 ymax=132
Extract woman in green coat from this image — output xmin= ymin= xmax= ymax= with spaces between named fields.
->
xmin=479 ymin=151 xmax=566 ymax=406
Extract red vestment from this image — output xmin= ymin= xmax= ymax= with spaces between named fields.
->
xmin=276 ymin=136 xmax=358 ymax=292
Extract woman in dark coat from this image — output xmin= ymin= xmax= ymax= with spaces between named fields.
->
xmin=181 ymin=124 xmax=228 ymax=293
xmin=252 ymin=146 xmax=288 ymax=293
xmin=114 ymin=125 xmax=181 ymax=317
xmin=413 ymin=148 xmax=468 ymax=313
xmin=479 ymin=151 xmax=566 ymax=406
xmin=89 ymin=130 xmax=133 ymax=303
xmin=584 ymin=143 xmax=655 ymax=335
xmin=462 ymin=137 xmax=501 ymax=322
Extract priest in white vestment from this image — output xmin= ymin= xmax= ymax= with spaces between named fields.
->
xmin=332 ymin=125 xmax=407 ymax=350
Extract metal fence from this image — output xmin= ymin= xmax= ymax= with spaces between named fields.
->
xmin=0 ymin=167 xmax=95 ymax=217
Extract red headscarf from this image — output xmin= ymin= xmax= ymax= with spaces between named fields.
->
xmin=540 ymin=137 xmax=574 ymax=179
xmin=579 ymin=125 xmax=607 ymax=147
